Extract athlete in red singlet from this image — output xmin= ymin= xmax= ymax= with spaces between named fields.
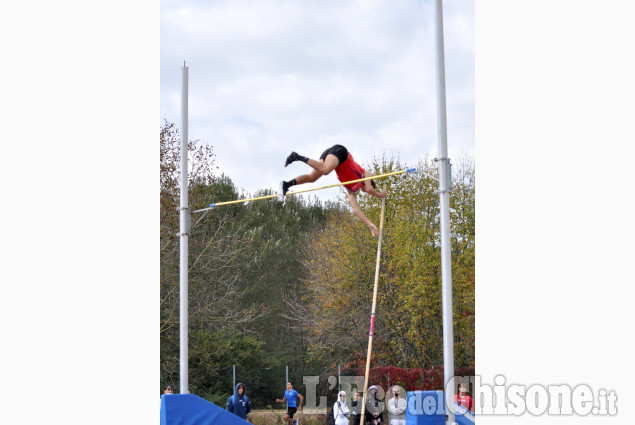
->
xmin=279 ymin=145 xmax=387 ymax=237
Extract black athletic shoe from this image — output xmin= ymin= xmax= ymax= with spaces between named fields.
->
xmin=285 ymin=152 xmax=299 ymax=167
xmin=278 ymin=180 xmax=292 ymax=202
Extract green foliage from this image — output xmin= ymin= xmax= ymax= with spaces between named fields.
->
xmin=187 ymin=329 xmax=272 ymax=401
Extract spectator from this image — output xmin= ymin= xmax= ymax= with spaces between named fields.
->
xmin=454 ymin=383 xmax=474 ymax=412
xmin=226 ymin=383 xmax=252 ymax=420
xmin=386 ymin=387 xmax=406 ymax=425
xmin=364 ymin=385 xmax=384 ymax=425
xmin=350 ymin=391 xmax=362 ymax=425
xmin=163 ymin=385 xmax=174 ymax=395
xmin=334 ymin=390 xmax=350 ymax=425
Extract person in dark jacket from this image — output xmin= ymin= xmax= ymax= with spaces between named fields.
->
xmin=350 ymin=391 xmax=362 ymax=425
xmin=364 ymin=385 xmax=384 ymax=425
xmin=226 ymin=383 xmax=252 ymax=420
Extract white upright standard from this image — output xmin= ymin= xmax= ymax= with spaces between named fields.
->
xmin=432 ymin=1 xmax=456 ymax=424
xmin=179 ymin=63 xmax=190 ymax=394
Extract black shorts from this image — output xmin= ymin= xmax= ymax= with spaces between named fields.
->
xmin=287 ymin=407 xmax=298 ymax=418
xmin=319 ymin=144 xmax=348 ymax=165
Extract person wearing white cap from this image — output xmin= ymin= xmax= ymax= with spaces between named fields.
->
xmin=334 ymin=390 xmax=351 ymax=425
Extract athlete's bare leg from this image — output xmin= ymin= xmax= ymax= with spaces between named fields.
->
xmin=305 ymin=154 xmax=339 ymax=176
xmin=293 ymin=167 xmax=323 ymax=185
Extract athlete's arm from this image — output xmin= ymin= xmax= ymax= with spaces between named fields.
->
xmin=298 ymin=393 xmax=304 ymax=410
xmin=346 ymin=190 xmax=379 ymax=237
xmin=360 ymin=170 xmax=387 ymax=199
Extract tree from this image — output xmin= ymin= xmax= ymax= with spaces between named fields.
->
xmin=448 ymin=153 xmax=475 ymax=367
xmin=160 ymin=122 xmax=269 ymax=393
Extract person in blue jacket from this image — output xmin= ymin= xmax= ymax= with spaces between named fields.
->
xmin=226 ymin=382 xmax=252 ymax=420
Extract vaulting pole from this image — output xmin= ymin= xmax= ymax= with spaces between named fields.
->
xmin=360 ymin=197 xmax=386 ymax=425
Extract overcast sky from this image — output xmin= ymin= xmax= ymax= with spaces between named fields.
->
xmin=160 ymin=0 xmax=474 ymax=203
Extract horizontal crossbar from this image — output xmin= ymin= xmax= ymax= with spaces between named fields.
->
xmin=192 ymin=168 xmax=416 ymax=213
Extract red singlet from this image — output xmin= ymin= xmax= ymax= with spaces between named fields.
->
xmin=334 ymin=153 xmax=365 ymax=192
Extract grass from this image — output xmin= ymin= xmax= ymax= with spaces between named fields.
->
xmin=248 ymin=409 xmax=327 ymax=425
